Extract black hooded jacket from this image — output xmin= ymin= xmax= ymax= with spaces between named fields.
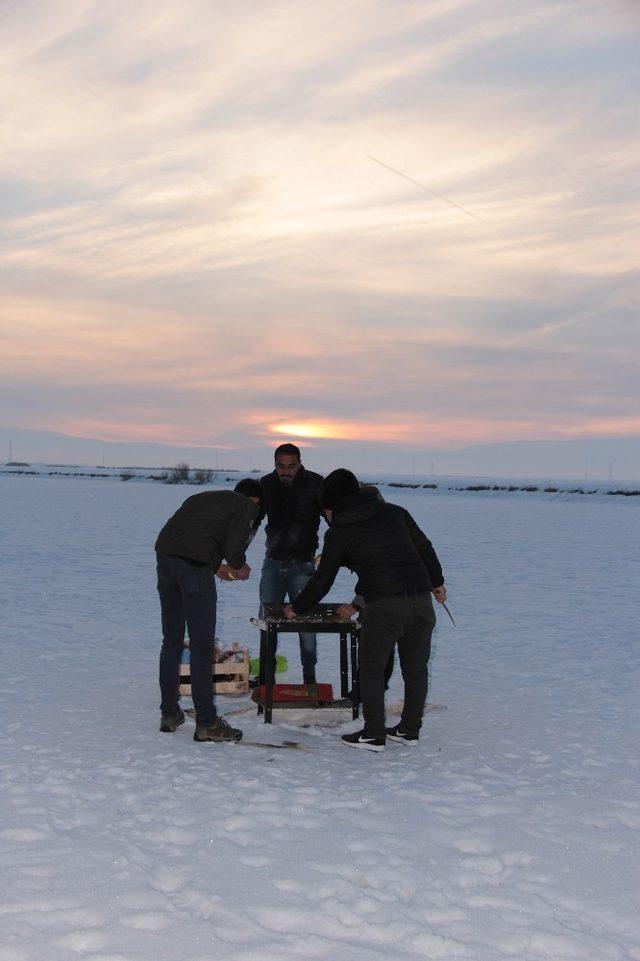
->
xmin=291 ymin=491 xmax=443 ymax=612
xmin=260 ymin=466 xmax=323 ymax=561
xmin=155 ymin=490 xmax=258 ymax=569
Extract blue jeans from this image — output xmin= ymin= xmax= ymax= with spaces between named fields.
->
xmin=259 ymin=558 xmax=317 ymax=675
xmin=157 ymin=554 xmax=218 ymax=726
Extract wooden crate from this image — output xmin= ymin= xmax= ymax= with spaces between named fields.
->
xmin=179 ymin=643 xmax=250 ymax=696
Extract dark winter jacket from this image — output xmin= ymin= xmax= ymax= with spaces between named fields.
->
xmin=260 ymin=466 xmax=323 ymax=561
xmin=155 ymin=490 xmax=258 ymax=569
xmin=291 ymin=491 xmax=443 ymax=613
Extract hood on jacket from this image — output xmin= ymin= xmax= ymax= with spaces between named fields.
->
xmin=320 ymin=468 xmax=359 ymax=509
xmin=331 ymin=490 xmax=383 ymax=525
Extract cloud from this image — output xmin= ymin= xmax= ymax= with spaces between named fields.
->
xmin=0 ymin=0 xmax=638 ymax=462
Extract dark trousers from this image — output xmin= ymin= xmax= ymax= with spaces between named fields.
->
xmin=157 ymin=553 xmax=217 ymax=726
xmin=358 ymin=593 xmax=435 ymax=739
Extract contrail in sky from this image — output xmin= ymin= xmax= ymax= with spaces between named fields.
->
xmin=369 ymin=154 xmax=489 ymax=224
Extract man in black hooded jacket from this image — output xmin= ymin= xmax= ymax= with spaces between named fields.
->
xmin=283 ymin=468 xmax=446 ymax=752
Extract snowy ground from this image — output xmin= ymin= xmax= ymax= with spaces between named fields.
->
xmin=1 ymin=474 xmax=639 ymax=961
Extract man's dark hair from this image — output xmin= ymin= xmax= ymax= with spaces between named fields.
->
xmin=234 ymin=478 xmax=263 ymax=501
xmin=234 ymin=478 xmax=266 ymax=524
xmin=274 ymin=443 xmax=301 ymax=461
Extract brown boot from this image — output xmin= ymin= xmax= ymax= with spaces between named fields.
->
xmin=193 ymin=717 xmax=243 ymax=742
xmin=159 ymin=708 xmax=185 ymax=733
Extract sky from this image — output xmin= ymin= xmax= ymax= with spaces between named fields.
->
xmin=1 ymin=0 xmax=639 ymax=472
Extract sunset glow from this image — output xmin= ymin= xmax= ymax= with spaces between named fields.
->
xmin=268 ymin=421 xmax=415 ymax=442
xmin=270 ymin=423 xmax=343 ymax=440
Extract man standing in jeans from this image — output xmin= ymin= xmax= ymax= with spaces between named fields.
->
xmin=155 ymin=479 xmax=263 ymax=743
xmin=283 ymin=469 xmax=446 ymax=752
xmin=259 ymin=444 xmax=323 ymax=686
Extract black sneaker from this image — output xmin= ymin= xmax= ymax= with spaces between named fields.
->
xmin=159 ymin=708 xmax=185 ymax=733
xmin=341 ymin=729 xmax=385 ymax=753
xmin=385 ymin=723 xmax=419 ymax=745
xmin=193 ymin=717 xmax=243 ymax=742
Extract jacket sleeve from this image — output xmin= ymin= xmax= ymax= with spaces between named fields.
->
xmin=291 ymin=529 xmax=343 ymax=612
xmin=223 ymin=501 xmax=257 ymax=569
xmin=403 ymin=510 xmax=444 ymax=588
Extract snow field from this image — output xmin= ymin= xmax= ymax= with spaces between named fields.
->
xmin=1 ymin=475 xmax=639 ymax=961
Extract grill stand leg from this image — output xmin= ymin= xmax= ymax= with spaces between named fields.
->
xmin=350 ymin=626 xmax=360 ymax=720
xmin=256 ymin=627 xmax=267 ymax=716
xmin=339 ymin=632 xmax=348 ymax=698
xmin=264 ymin=625 xmax=276 ymax=724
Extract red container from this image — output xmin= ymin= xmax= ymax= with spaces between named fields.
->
xmin=251 ymin=683 xmax=334 ymax=705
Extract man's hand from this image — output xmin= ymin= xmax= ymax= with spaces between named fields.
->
xmin=229 ymin=563 xmax=251 ymax=581
xmin=431 ymin=585 xmax=447 ymax=603
xmin=336 ymin=603 xmax=357 ymax=620
xmin=216 ymin=564 xmax=233 ymax=581
xmin=282 ymin=604 xmax=297 ymax=620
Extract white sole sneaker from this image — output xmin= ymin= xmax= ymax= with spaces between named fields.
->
xmin=386 ymin=731 xmax=419 ymax=746
xmin=342 ymin=735 xmax=385 ymax=753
